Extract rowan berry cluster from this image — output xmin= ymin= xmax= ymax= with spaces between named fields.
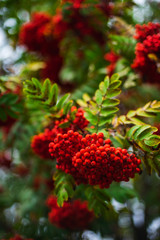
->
xmin=49 ymin=130 xmax=87 ymax=184
xmin=19 ymin=12 xmax=65 ymax=55
xmin=49 ymin=131 xmax=141 ymax=188
xmin=31 ymin=108 xmax=88 ymax=161
xmin=73 ymin=140 xmax=141 ymax=188
xmin=46 ymin=196 xmax=94 ymax=230
xmin=134 ymin=22 xmax=160 ymax=42
xmin=19 ymin=2 xmax=112 ymax=84
xmin=1 ymin=235 xmax=33 ymax=240
xmin=54 ymin=107 xmax=89 ymax=132
xmin=19 ymin=12 xmax=64 ymax=84
xmin=31 ymin=128 xmax=58 ymax=159
xmin=132 ymin=22 xmax=160 ymax=84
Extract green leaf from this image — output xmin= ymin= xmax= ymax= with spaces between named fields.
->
xmin=77 ymin=99 xmax=88 ymax=107
xmin=95 ymin=189 xmax=111 ymax=202
xmin=110 ymin=80 xmax=121 ymax=89
xmin=110 ymin=73 xmax=119 ymax=82
xmin=83 ymin=93 xmax=91 ymax=102
xmin=53 ymin=170 xmax=75 ymax=207
xmin=10 ymin=103 xmax=23 ymax=113
xmin=85 ymin=110 xmax=98 ymax=125
xmin=57 ymin=93 xmax=70 ymax=110
xmin=138 ymin=141 xmax=151 ymax=153
xmin=99 ymin=115 xmax=114 ymax=126
xmin=138 ymin=127 xmax=157 ymax=140
xmin=133 ymin=125 xmax=152 ymax=140
xmin=107 ymin=89 xmax=121 ymax=98
xmin=105 ymin=184 xmax=137 ymax=203
xmin=102 ymin=98 xmax=120 ymax=107
xmin=0 ymin=94 xmax=18 ymax=105
xmin=48 ymin=83 xmax=58 ymax=106
xmin=23 ymin=88 xmax=37 ymax=95
xmin=63 ymin=100 xmax=73 ymax=115
xmin=127 ymin=125 xmax=140 ymax=138
xmin=100 ymin=107 xmax=118 ymax=117
xmin=57 ymin=188 xmax=68 ymax=207
xmin=151 ymin=101 xmax=160 ymax=108
xmin=137 ymin=109 xmax=156 ymax=118
xmin=41 ymin=78 xmax=51 ymax=99
xmin=144 ymin=135 xmax=160 ymax=146
xmin=104 ymin=76 xmax=110 ymax=89
xmin=99 ymin=82 xmax=106 ymax=95
xmin=95 ymin=89 xmax=103 ymax=105
xmin=6 ymin=108 xmax=18 ymax=119
xmin=127 ymin=110 xmax=136 ymax=118
xmin=85 ymin=186 xmax=110 ymax=216
xmin=0 ymin=108 xmax=7 ymax=121
xmin=130 ymin=117 xmax=144 ymax=125
xmin=32 ymin=78 xmax=42 ymax=93
xmin=25 ymin=80 xmax=34 ymax=89
xmin=146 ymin=108 xmax=160 ymax=113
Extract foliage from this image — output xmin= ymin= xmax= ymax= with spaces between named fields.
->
xmin=1 ymin=0 xmax=160 ymax=240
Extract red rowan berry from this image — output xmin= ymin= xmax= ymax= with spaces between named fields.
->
xmin=46 ymin=196 xmax=94 ymax=230
xmin=98 ymin=132 xmax=104 ymax=138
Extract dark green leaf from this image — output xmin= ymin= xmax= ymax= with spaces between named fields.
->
xmin=107 ymin=89 xmax=121 ymax=98
xmin=0 ymin=108 xmax=7 ymax=121
xmin=110 ymin=80 xmax=121 ymax=89
xmin=0 ymin=94 xmax=18 ymax=105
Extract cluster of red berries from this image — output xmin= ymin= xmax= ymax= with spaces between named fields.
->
xmin=49 ymin=131 xmax=141 ymax=188
xmin=19 ymin=12 xmax=64 ymax=84
xmin=73 ymin=137 xmax=141 ymax=188
xmin=19 ymin=1 xmax=113 ymax=85
xmin=19 ymin=12 xmax=64 ymax=55
xmin=53 ymin=107 xmax=89 ymax=132
xmin=132 ymin=22 xmax=160 ymax=84
xmin=134 ymin=22 xmax=160 ymax=42
xmin=31 ymin=128 xmax=58 ymax=159
xmin=31 ymin=108 xmax=88 ymax=161
xmin=1 ymin=235 xmax=33 ymax=240
xmin=46 ymin=195 xmax=94 ymax=230
xmin=49 ymin=130 xmax=87 ymax=184
xmin=104 ymin=51 xmax=120 ymax=76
